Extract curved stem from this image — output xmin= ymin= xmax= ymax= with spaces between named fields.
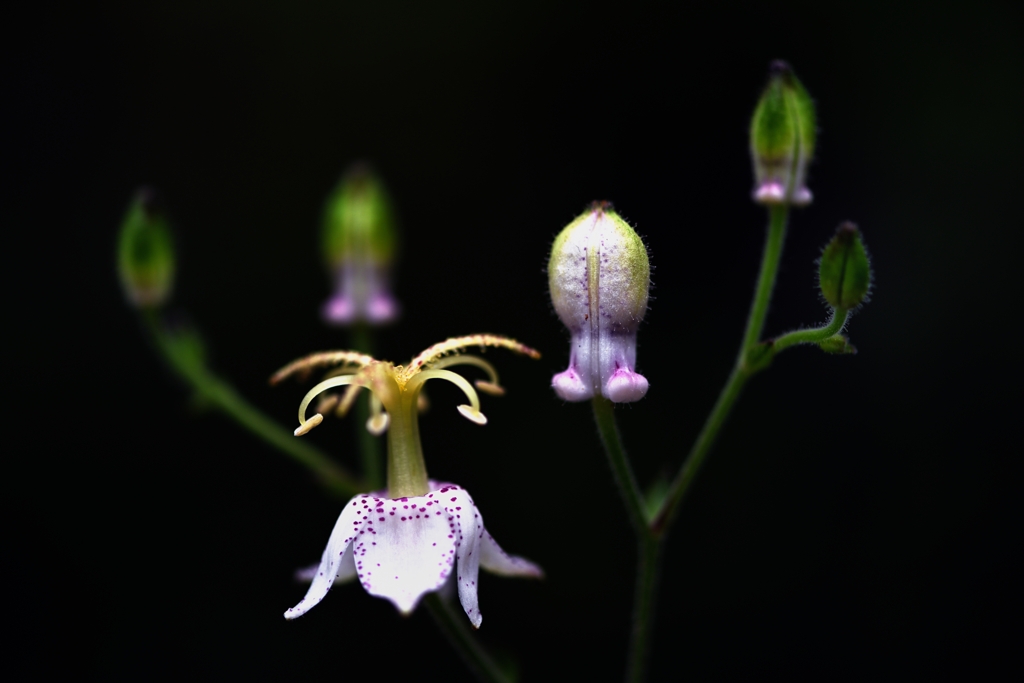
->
xmin=424 ymin=593 xmax=513 ymax=683
xmin=653 ymin=205 xmax=789 ymax=533
xmin=772 ymin=308 xmax=848 ymax=352
xmin=591 ymin=397 xmax=647 ymax=534
xmin=145 ymin=310 xmax=361 ymax=498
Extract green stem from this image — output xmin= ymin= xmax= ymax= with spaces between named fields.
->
xmin=350 ymin=323 xmax=384 ymax=489
xmin=424 ymin=593 xmax=513 ymax=683
xmin=772 ymin=308 xmax=848 ymax=352
xmin=145 ymin=311 xmax=361 ymax=498
xmin=591 ymin=397 xmax=660 ymax=682
xmin=653 ymin=205 xmax=789 ymax=533
xmin=591 ymin=397 xmax=647 ymax=534
xmin=626 ymin=533 xmax=660 ymax=683
xmin=741 ymin=205 xmax=789 ymax=352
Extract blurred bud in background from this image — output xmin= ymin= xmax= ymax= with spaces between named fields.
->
xmin=549 ymin=202 xmax=650 ymax=403
xmin=118 ymin=187 xmax=175 ymax=309
xmin=321 ymin=165 xmax=399 ymax=325
xmin=750 ymin=61 xmax=817 ymax=207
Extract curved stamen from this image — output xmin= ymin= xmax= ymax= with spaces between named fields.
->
xmin=366 ymin=392 xmax=389 ymax=435
xmin=408 ymin=334 xmax=541 ymax=373
xmin=406 ymin=369 xmax=486 ymax=425
xmin=296 ymin=375 xmax=359 ymax=434
xmin=271 ymin=350 xmax=375 ymax=385
xmin=430 ymin=354 xmax=505 ymax=396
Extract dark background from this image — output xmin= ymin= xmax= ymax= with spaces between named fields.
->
xmin=8 ymin=0 xmax=1022 ymax=680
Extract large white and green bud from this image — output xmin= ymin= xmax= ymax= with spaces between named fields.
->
xmin=548 ymin=202 xmax=650 ymax=403
xmin=750 ymin=61 xmax=817 ymax=207
xmin=117 ymin=187 xmax=175 ymax=309
xmin=321 ymin=164 xmax=399 ymax=325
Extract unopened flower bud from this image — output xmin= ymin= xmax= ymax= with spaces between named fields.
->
xmin=750 ymin=61 xmax=816 ymax=206
xmin=819 ymin=222 xmax=872 ymax=310
xmin=321 ymin=165 xmax=399 ymax=325
xmin=548 ymin=202 xmax=650 ymax=403
xmin=117 ymin=187 xmax=175 ymax=308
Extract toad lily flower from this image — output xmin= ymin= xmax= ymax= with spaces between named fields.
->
xmin=273 ymin=335 xmax=543 ymax=627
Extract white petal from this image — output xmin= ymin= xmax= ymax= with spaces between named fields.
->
xmin=355 ymin=491 xmax=458 ymax=615
xmin=444 ymin=485 xmax=485 ymax=628
xmin=479 ymin=531 xmax=544 ymax=579
xmin=283 ymin=494 xmax=373 ymax=620
xmin=294 ymin=552 xmax=357 ymax=584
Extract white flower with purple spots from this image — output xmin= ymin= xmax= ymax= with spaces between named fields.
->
xmin=285 ymin=482 xmax=541 ymax=627
xmin=274 ymin=334 xmax=543 ymax=627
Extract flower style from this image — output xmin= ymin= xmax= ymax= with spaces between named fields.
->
xmin=548 ymin=203 xmax=651 ymax=403
xmin=273 ymin=334 xmax=543 ymax=626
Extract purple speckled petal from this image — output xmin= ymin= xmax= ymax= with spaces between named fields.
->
xmin=294 ymin=552 xmax=357 ymax=584
xmin=356 ymin=490 xmax=458 ymax=615
xmin=445 ymin=485 xmax=484 ymax=628
xmin=479 ymin=531 xmax=544 ymax=579
xmin=284 ymin=494 xmax=368 ymax=619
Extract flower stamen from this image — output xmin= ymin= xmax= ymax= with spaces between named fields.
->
xmin=407 ymin=369 xmax=486 ymax=425
xmin=297 ymin=375 xmax=359 ymax=434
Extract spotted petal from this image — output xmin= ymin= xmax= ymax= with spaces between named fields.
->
xmin=354 ymin=491 xmax=458 ymax=614
xmin=284 ymin=494 xmax=369 ymax=619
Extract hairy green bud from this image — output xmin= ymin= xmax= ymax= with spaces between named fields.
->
xmin=750 ymin=61 xmax=817 ymax=206
xmin=819 ymin=222 xmax=872 ymax=310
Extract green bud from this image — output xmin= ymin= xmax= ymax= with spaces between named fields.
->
xmin=819 ymin=222 xmax=872 ymax=310
xmin=117 ymin=187 xmax=175 ymax=308
xmin=750 ymin=61 xmax=817 ymax=206
xmin=322 ymin=164 xmax=396 ymax=267
xmin=321 ymin=164 xmax=400 ymax=324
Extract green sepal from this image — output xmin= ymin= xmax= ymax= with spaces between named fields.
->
xmin=819 ymin=222 xmax=872 ymax=310
xmin=817 ymin=334 xmax=857 ymax=355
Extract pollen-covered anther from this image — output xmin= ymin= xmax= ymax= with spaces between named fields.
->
xmin=474 ymin=380 xmax=505 ymax=397
xmin=366 ymin=412 xmax=390 ymax=435
xmin=295 ymin=413 xmax=324 ymax=436
xmin=457 ymin=405 xmax=488 ymax=425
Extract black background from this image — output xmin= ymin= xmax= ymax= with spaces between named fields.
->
xmin=8 ymin=1 xmax=1023 ymax=680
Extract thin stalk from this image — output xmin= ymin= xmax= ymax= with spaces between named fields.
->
xmin=591 ymin=396 xmax=647 ymax=533
xmin=626 ymin=533 xmax=660 ymax=683
xmin=350 ymin=323 xmax=383 ymax=489
xmin=591 ymin=396 xmax=659 ymax=682
xmin=653 ymin=204 xmax=789 ymax=533
xmin=424 ymin=594 xmax=513 ymax=683
xmin=145 ymin=311 xmax=361 ymax=498
xmin=741 ymin=205 xmax=789 ymax=352
xmin=772 ymin=308 xmax=848 ymax=352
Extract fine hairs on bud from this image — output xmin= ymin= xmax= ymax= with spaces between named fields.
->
xmin=548 ymin=202 xmax=651 ymax=403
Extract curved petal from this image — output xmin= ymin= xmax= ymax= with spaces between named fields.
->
xmin=442 ymin=485 xmax=485 ymax=628
xmin=480 ymin=532 xmax=544 ymax=579
xmin=283 ymin=494 xmax=371 ymax=620
xmin=356 ymin=492 xmax=458 ymax=615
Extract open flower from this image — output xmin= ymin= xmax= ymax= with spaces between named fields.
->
xmin=284 ymin=481 xmax=541 ymax=627
xmin=273 ymin=334 xmax=543 ymax=626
